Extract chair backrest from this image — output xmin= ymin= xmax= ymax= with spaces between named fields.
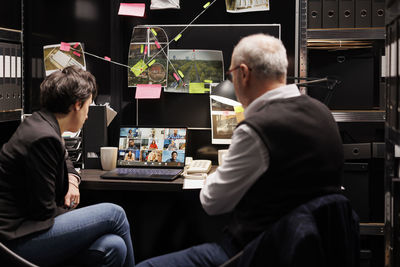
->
xmin=0 ymin=241 xmax=38 ymax=267
xmin=231 ymin=194 xmax=360 ymax=267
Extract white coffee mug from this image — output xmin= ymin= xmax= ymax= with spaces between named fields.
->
xmin=100 ymin=147 xmax=118 ymax=171
xmin=218 ymin=149 xmax=229 ymax=166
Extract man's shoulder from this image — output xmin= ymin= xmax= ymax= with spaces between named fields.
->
xmin=247 ymin=95 xmax=330 ymax=120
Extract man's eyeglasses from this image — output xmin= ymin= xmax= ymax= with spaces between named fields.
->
xmin=225 ymin=65 xmax=252 ymax=82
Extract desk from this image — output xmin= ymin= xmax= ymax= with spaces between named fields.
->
xmin=79 ymin=168 xmax=225 ymax=262
xmin=80 ymin=169 xmax=185 ymax=191
xmin=80 ymin=166 xmax=217 ymax=191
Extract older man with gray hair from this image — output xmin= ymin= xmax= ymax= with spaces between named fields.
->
xmin=136 ymin=34 xmax=343 ymax=267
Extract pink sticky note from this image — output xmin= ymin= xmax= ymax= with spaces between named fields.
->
xmin=222 ymin=111 xmax=231 ymax=116
xmin=73 ymin=51 xmax=81 ymax=57
xmin=155 ymin=41 xmax=161 ymax=49
xmin=104 ymin=56 xmax=111 ymax=61
xmin=73 ymin=43 xmax=79 ymax=48
xmin=118 ymin=3 xmax=145 ymax=17
xmin=60 ymin=42 xmax=70 ymax=52
xmin=135 ymin=84 xmax=162 ymax=99
xmin=144 ymin=45 xmax=148 ymax=54
xmin=173 ymin=73 xmax=180 ymax=81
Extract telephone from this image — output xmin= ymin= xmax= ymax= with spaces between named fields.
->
xmin=186 ymin=159 xmax=212 ymax=174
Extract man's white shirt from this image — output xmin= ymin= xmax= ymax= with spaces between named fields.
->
xmin=200 ymin=84 xmax=301 ymax=215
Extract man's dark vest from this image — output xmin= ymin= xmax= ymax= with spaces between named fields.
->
xmin=227 ymin=95 xmax=344 ymax=247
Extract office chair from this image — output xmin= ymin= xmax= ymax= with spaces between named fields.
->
xmin=0 ymin=241 xmax=38 ymax=267
xmin=220 ymin=194 xmax=360 ymax=267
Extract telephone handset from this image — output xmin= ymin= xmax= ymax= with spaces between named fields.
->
xmin=186 ymin=159 xmax=212 ymax=174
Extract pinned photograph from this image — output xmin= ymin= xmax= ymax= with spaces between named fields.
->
xmin=166 ymin=49 xmax=224 ymax=93
xmin=43 ymin=42 xmax=86 ymax=76
xmin=150 ymin=0 xmax=180 ymax=10
xmin=210 ymin=90 xmax=244 ymax=144
xmin=225 ymin=0 xmax=270 ymax=13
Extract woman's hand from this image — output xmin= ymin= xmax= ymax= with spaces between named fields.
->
xmin=64 ymin=174 xmax=80 ymax=209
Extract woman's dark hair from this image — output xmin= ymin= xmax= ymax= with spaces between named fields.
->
xmin=40 ymin=65 xmax=97 ymax=114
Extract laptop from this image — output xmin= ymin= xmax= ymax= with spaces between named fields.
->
xmin=100 ymin=126 xmax=187 ymax=181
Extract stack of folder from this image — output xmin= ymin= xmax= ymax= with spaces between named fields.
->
xmin=308 ymin=0 xmax=385 ymax=29
xmin=0 ymin=42 xmax=22 ymax=112
xmin=63 ymin=131 xmax=83 ymax=168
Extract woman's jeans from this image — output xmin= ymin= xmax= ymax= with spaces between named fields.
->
xmin=6 ymin=203 xmax=135 ymax=267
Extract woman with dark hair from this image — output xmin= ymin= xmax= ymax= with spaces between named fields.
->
xmin=127 ymin=129 xmax=134 ymax=138
xmin=0 ymin=66 xmax=135 ymax=266
xmin=149 ymin=140 xmax=158 ymax=149
xmin=125 ymin=150 xmax=135 ymax=161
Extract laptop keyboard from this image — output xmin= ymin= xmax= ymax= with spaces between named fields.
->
xmin=117 ymin=168 xmax=182 ymax=176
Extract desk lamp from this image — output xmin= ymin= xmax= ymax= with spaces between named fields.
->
xmin=210 ymin=80 xmax=241 ymax=107
xmin=288 ymin=76 xmax=340 ymax=106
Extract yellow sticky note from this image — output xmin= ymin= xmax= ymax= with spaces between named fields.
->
xmin=178 ymin=70 xmax=184 ymax=78
xmin=203 ymin=2 xmax=210 ymax=8
xmin=151 ymin=28 xmax=157 ymax=36
xmin=189 ymin=83 xmax=206 ymax=94
xmin=174 ymin=34 xmax=182 ymax=42
xmin=148 ymin=59 xmax=156 ymax=66
xmin=204 ymin=80 xmax=213 ymax=83
xmin=130 ymin=60 xmax=148 ymax=77
xmin=234 ymin=105 xmax=244 ymax=113
xmin=140 ymin=45 xmax=144 ymax=54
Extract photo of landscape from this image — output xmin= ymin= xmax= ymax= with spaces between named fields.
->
xmin=166 ymin=49 xmax=224 ymax=93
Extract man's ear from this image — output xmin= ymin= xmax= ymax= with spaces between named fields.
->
xmin=240 ymin=63 xmax=251 ymax=85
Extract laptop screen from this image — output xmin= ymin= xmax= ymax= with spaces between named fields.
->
xmin=117 ymin=127 xmax=187 ymax=168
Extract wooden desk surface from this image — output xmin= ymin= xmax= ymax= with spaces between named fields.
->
xmin=80 ymin=166 xmax=216 ymax=192
xmin=80 ymin=169 xmax=185 ymax=192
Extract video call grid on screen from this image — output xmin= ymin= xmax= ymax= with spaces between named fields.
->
xmin=118 ymin=127 xmax=187 ymax=167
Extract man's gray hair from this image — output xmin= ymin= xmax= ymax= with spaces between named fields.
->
xmin=232 ymin=34 xmax=288 ymax=80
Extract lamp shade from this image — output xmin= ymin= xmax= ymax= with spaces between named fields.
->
xmin=210 ymin=80 xmax=241 ymax=107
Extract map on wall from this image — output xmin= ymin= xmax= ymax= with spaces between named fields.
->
xmin=128 ymin=26 xmax=169 ymax=87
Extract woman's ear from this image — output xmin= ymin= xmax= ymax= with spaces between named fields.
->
xmin=74 ymin=101 xmax=82 ymax=111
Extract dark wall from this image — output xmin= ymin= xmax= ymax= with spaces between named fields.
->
xmin=24 ymin=0 xmax=111 ymax=113
xmin=23 ymin=0 xmax=297 ymax=157
xmin=0 ymin=0 xmax=21 ymax=30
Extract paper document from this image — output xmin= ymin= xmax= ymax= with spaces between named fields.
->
xmin=183 ymin=178 xmax=205 ymax=189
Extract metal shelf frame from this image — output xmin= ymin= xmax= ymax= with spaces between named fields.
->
xmin=301 ymin=1 xmax=388 ymax=266
xmin=332 ymin=110 xmax=385 ymax=122
xmin=307 ymin=28 xmax=385 ymax=40
xmin=384 ymin=2 xmax=400 ymax=265
xmin=0 ymin=27 xmax=22 ymax=43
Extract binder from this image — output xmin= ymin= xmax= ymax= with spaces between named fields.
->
xmin=388 ymin=23 xmax=397 ymax=128
xmin=0 ymin=47 xmax=3 ymax=112
xmin=308 ymin=0 xmax=322 ymax=29
xmin=323 ymin=0 xmax=339 ymax=28
xmin=4 ymin=47 xmax=11 ymax=111
xmin=372 ymin=0 xmax=385 ymax=27
xmin=11 ymin=46 xmax=16 ymax=110
xmin=339 ymin=0 xmax=355 ymax=28
xmin=16 ymin=46 xmax=21 ymax=109
xmin=355 ymin=0 xmax=372 ymax=28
